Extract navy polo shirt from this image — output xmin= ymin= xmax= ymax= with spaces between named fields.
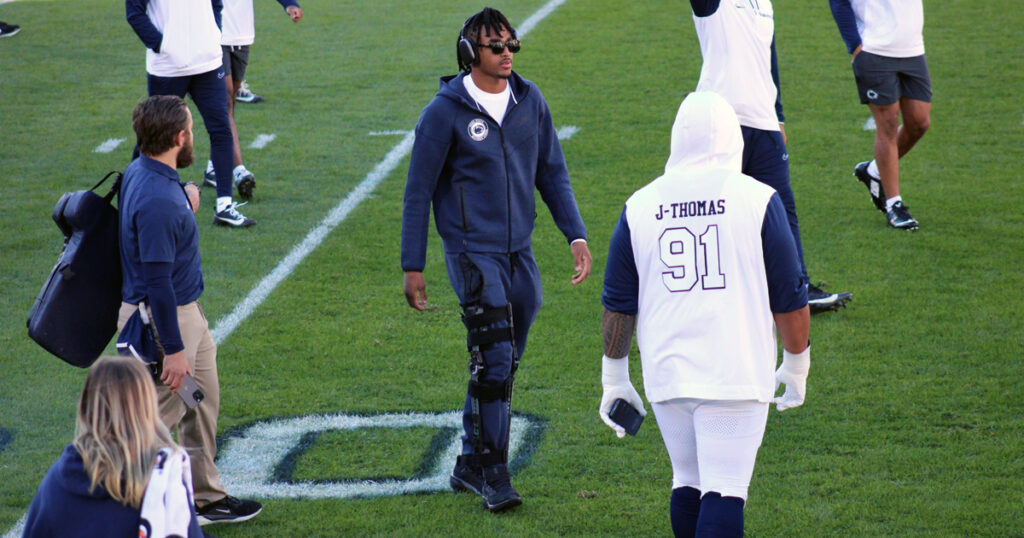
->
xmin=119 ymin=155 xmax=204 ymax=306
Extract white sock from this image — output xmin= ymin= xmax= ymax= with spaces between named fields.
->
xmin=233 ymin=165 xmax=248 ymax=180
xmin=216 ymin=196 xmax=233 ymax=212
xmin=885 ymin=195 xmax=902 ymax=211
xmin=206 ymin=160 xmax=215 ymax=173
xmin=867 ymin=160 xmax=880 ymax=179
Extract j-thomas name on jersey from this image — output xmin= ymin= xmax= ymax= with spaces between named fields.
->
xmin=653 ymin=199 xmax=726 ymax=220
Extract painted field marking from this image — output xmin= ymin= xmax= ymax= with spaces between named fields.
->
xmin=557 ymin=125 xmax=579 ymax=140
xmin=863 ymin=117 xmax=876 ymax=131
xmin=93 ymin=138 xmax=125 ymax=154
xmin=249 ymin=133 xmax=276 ymax=149
xmin=210 ymin=130 xmax=415 ymax=344
xmin=217 ymin=411 xmax=539 ymax=499
xmin=369 ymin=130 xmax=412 ymax=136
xmin=4 ymin=2 xmax=570 ymax=534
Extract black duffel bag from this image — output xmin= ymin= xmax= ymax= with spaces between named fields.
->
xmin=27 ymin=171 xmax=123 ymax=367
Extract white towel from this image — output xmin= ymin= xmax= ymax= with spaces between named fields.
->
xmin=139 ymin=447 xmax=194 ymax=538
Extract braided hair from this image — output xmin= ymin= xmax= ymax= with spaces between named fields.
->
xmin=457 ymin=7 xmax=517 ymax=72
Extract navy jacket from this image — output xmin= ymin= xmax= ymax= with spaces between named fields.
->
xmin=401 ymin=72 xmax=587 ymax=272
xmin=23 ymin=444 xmax=202 ymax=537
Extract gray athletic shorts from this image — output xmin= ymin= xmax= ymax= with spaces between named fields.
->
xmin=221 ymin=45 xmax=250 ymax=81
xmin=851 ymin=51 xmax=932 ymax=105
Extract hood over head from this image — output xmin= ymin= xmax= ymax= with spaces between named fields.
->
xmin=663 ymin=91 xmax=744 ymax=176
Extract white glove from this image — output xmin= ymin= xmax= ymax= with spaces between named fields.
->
xmin=599 ymin=355 xmax=646 ymax=438
xmin=773 ymin=346 xmax=810 ymax=411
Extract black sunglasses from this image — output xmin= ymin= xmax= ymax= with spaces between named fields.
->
xmin=476 ymin=39 xmax=521 ymax=55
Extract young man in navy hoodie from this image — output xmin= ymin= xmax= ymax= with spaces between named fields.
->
xmin=401 ymin=7 xmax=592 ymax=513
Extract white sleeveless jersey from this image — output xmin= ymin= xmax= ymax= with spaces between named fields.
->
xmin=221 ymin=0 xmax=256 ymax=46
xmin=626 ymin=171 xmax=779 ymax=403
xmin=851 ymin=0 xmax=924 ymax=58
xmin=693 ymin=1 xmax=779 ymax=131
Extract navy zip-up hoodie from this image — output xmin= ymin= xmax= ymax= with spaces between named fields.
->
xmin=401 ymin=71 xmax=587 ymax=272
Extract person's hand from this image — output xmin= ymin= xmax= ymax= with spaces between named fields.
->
xmin=286 ymin=6 xmax=303 ymax=22
xmin=183 ymin=182 xmax=200 ymax=213
xmin=403 ymin=271 xmax=427 ymax=311
xmin=779 ymin=123 xmax=787 ymax=145
xmin=851 ymin=44 xmax=862 ymax=62
xmin=570 ymin=240 xmax=592 ymax=285
xmin=599 ymin=355 xmax=646 ymax=438
xmin=773 ymin=346 xmax=810 ymax=411
xmin=160 ymin=350 xmax=192 ymax=393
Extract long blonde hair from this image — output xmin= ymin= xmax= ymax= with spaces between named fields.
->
xmin=73 ymin=355 xmax=177 ymax=507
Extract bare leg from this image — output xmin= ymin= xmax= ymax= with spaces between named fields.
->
xmin=224 ymin=74 xmax=244 ymax=167
xmin=868 ymin=102 xmax=901 ymax=198
xmin=897 ymin=97 xmax=931 ymax=158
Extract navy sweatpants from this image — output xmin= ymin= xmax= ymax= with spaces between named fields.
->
xmin=147 ymin=67 xmax=234 ymax=199
xmin=741 ymin=126 xmax=808 ymax=282
xmin=444 ymin=249 xmax=542 ymax=460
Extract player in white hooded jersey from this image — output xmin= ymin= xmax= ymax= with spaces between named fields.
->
xmin=598 ymin=92 xmax=811 ymax=537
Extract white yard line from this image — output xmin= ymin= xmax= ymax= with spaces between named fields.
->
xmin=93 ymin=138 xmax=125 ymax=154
xmin=249 ymin=133 xmax=276 ymax=149
xmin=557 ymin=125 xmax=579 ymax=140
xmin=210 ymin=130 xmax=414 ymax=344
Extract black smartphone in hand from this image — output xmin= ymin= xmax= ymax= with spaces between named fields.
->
xmin=609 ymin=398 xmax=644 ymax=435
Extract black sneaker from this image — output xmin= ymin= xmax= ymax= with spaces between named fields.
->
xmin=196 ymin=495 xmax=262 ymax=525
xmin=213 ymin=202 xmax=256 ymax=227
xmin=853 ymin=161 xmax=886 ymax=213
xmin=450 ymin=455 xmax=484 ymax=495
xmin=481 ymin=464 xmax=521 ymax=512
xmin=234 ymin=169 xmax=255 ymax=199
xmin=202 ymin=168 xmax=216 ymax=188
xmin=807 ymin=283 xmax=852 ymax=314
xmin=0 ymin=21 xmax=21 ymax=38
xmin=886 ymin=201 xmax=919 ymax=230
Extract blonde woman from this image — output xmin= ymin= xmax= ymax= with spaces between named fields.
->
xmin=23 ymin=356 xmax=202 ymax=537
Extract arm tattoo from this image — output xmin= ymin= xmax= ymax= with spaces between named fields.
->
xmin=602 ymin=308 xmax=636 ymax=359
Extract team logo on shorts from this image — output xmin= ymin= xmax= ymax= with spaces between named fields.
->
xmin=866 ymin=89 xmax=878 ymax=100
xmin=468 ymin=118 xmax=489 ymax=141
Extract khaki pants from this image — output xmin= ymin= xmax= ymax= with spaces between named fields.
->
xmin=118 ymin=301 xmax=226 ymax=507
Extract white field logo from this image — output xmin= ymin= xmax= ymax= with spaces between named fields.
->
xmin=216 ymin=411 xmax=542 ymax=499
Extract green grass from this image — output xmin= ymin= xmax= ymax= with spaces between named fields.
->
xmin=2 ymin=0 xmax=1023 ymax=535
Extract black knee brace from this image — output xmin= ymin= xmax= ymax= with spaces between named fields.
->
xmin=462 ymin=303 xmax=517 ymax=464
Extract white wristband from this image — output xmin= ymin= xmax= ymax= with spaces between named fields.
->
xmin=602 ymin=354 xmax=630 ymax=385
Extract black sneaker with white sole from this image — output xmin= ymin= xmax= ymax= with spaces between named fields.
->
xmin=213 ymin=202 xmax=256 ymax=227
xmin=481 ymin=464 xmax=521 ymax=513
xmin=450 ymin=455 xmax=485 ymax=496
xmin=196 ymin=495 xmax=262 ymax=525
xmin=234 ymin=170 xmax=255 ymax=199
xmin=202 ymin=168 xmax=216 ymax=188
xmin=0 ymin=21 xmax=21 ymax=38
xmin=886 ymin=201 xmax=919 ymax=230
xmin=853 ymin=161 xmax=886 ymax=213
xmin=807 ymin=283 xmax=852 ymax=314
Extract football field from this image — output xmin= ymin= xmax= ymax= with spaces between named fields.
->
xmin=1 ymin=0 xmax=1023 ymax=535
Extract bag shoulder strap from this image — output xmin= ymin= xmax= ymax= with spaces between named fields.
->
xmin=89 ymin=170 xmax=123 ymax=204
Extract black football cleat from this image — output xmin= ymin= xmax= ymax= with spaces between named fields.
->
xmin=808 ymin=283 xmax=852 ymax=314
xmin=854 ymin=161 xmax=886 ymax=213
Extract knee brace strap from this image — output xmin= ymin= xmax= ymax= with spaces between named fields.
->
xmin=462 ymin=304 xmax=513 ymax=350
xmin=469 ymin=376 xmax=512 ymax=402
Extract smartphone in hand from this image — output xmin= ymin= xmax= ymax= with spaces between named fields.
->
xmin=609 ymin=398 xmax=644 ymax=436
xmin=177 ymin=374 xmax=205 ymax=409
